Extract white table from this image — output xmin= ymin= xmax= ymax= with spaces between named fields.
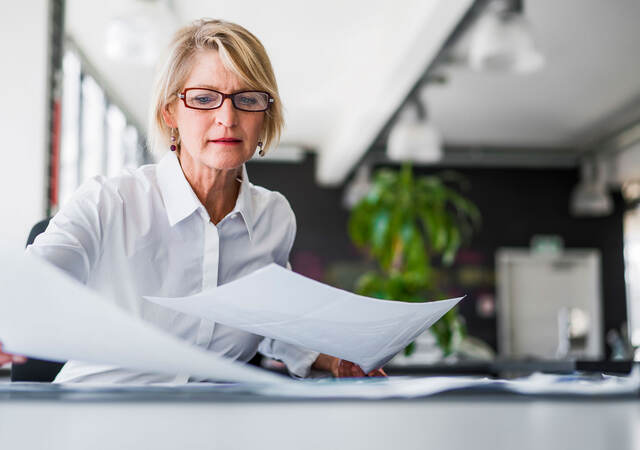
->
xmin=1 ymin=387 xmax=638 ymax=450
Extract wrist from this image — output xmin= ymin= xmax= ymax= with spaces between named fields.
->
xmin=312 ymin=353 xmax=339 ymax=376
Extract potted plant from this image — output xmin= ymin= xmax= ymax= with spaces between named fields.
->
xmin=348 ymin=164 xmax=480 ymax=356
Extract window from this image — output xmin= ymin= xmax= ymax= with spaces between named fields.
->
xmin=57 ymin=48 xmax=152 ymax=209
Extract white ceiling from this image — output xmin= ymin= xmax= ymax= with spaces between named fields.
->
xmin=425 ymin=0 xmax=640 ymax=150
xmin=65 ymin=0 xmax=640 ymax=186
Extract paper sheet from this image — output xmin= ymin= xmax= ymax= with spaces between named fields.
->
xmin=4 ymin=369 xmax=637 ymax=399
xmin=261 ymin=370 xmax=640 ymax=398
xmin=499 ymin=369 xmax=640 ymax=396
xmin=0 ymin=248 xmax=287 ymax=384
xmin=145 ymin=263 xmax=463 ymax=373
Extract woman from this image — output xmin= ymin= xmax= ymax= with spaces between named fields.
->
xmin=0 ymin=19 xmax=384 ymax=382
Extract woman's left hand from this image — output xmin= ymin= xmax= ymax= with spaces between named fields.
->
xmin=313 ymin=353 xmax=386 ymax=378
xmin=333 ymin=359 xmax=387 ymax=378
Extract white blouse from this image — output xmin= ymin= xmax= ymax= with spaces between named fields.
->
xmin=26 ymin=151 xmax=319 ymax=383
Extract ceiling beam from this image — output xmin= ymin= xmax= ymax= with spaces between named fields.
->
xmin=365 ymin=144 xmax=580 ymax=168
xmin=578 ymin=92 xmax=640 ymax=159
xmin=315 ymin=0 xmax=475 ymax=186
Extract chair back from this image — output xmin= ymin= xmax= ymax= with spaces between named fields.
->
xmin=10 ymin=218 xmax=66 ymax=382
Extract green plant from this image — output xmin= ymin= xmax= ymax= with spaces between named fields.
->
xmin=348 ymin=164 xmax=480 ymax=356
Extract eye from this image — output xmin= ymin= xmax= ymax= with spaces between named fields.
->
xmin=186 ymin=90 xmax=222 ymax=107
xmin=195 ymin=96 xmax=214 ymax=104
xmin=237 ymin=95 xmax=258 ymax=105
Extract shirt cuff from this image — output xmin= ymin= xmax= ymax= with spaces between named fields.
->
xmin=258 ymin=338 xmax=319 ymax=378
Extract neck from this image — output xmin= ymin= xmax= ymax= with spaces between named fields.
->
xmin=176 ymin=151 xmax=242 ymax=225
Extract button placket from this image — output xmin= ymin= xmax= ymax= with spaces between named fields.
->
xmin=196 ymin=217 xmax=219 ymax=348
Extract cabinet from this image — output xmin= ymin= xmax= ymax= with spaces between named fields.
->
xmin=496 ymin=249 xmax=603 ymax=359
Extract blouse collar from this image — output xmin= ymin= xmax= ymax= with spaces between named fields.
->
xmin=156 ymin=151 xmax=254 ymax=240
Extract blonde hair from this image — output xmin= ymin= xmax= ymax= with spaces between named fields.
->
xmin=148 ymin=19 xmax=284 ymax=155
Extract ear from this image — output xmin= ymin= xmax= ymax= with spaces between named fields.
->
xmin=161 ymin=104 xmax=177 ymax=128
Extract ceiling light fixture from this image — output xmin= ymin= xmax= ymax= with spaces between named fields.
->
xmin=343 ymin=164 xmax=373 ymax=210
xmin=570 ymin=159 xmax=613 ymax=217
xmin=468 ymin=0 xmax=545 ymax=74
xmin=387 ymin=97 xmax=443 ymax=164
xmin=105 ymin=0 xmax=176 ymax=66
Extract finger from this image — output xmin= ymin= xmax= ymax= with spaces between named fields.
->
xmin=367 ymin=368 xmax=387 ymax=377
xmin=352 ymin=364 xmax=365 ymax=377
xmin=0 ymin=342 xmax=12 ymax=363
xmin=12 ymin=355 xmax=27 ymax=364
xmin=1 ymin=354 xmax=25 ymax=365
xmin=0 ymin=342 xmax=27 ymax=364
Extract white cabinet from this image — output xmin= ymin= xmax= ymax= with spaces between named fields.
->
xmin=496 ymin=249 xmax=603 ymax=359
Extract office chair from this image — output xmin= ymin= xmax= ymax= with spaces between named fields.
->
xmin=10 ymin=218 xmax=65 ymax=382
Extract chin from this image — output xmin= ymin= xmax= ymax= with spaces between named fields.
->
xmin=199 ymin=152 xmax=249 ymax=171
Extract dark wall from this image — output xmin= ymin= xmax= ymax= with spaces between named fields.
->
xmin=247 ymin=155 xmax=627 ymax=354
xmin=413 ymin=165 xmax=627 ymax=354
xmin=248 ymin=157 xmax=360 ymax=278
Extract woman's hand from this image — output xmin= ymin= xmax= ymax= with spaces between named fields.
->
xmin=313 ymin=353 xmax=386 ymax=378
xmin=334 ymin=359 xmax=387 ymax=378
xmin=0 ymin=341 xmax=27 ymax=366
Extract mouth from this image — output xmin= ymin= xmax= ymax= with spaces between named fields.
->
xmin=210 ymin=138 xmax=242 ymax=144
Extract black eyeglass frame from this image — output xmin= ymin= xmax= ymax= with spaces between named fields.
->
xmin=178 ymin=88 xmax=274 ymax=112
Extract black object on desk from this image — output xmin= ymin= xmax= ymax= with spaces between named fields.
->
xmin=384 ymin=359 xmax=635 ymax=378
xmin=11 ymin=218 xmax=65 ymax=382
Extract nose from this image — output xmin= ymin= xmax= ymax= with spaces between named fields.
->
xmin=215 ymin=97 xmax=237 ymax=127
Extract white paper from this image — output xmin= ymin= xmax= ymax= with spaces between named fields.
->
xmin=0 ymin=248 xmax=288 ymax=385
xmin=145 ymin=263 xmax=463 ymax=373
xmin=262 ymin=370 xmax=640 ymax=399
xmin=3 ymin=370 xmax=638 ymax=399
xmin=259 ymin=376 xmax=492 ymax=399
xmin=499 ymin=368 xmax=640 ymax=396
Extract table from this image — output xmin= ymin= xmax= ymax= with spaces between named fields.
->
xmin=1 ymin=387 xmax=639 ymax=450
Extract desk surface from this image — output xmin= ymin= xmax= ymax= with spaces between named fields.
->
xmin=1 ymin=387 xmax=639 ymax=450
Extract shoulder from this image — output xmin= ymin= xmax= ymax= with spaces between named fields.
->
xmin=101 ymin=163 xmax=158 ymax=199
xmin=59 ymin=163 xmax=160 ymax=220
xmin=249 ymin=183 xmax=296 ymax=228
xmin=247 ymin=183 xmax=297 ymax=262
xmin=69 ymin=164 xmax=158 ymax=202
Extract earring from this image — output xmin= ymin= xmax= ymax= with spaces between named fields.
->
xmin=170 ymin=128 xmax=178 ymax=152
xmin=258 ymin=141 xmax=264 ymax=157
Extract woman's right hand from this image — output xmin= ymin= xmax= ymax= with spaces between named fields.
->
xmin=0 ymin=341 xmax=26 ymax=366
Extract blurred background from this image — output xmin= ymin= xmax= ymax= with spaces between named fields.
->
xmin=2 ymin=0 xmax=640 ymax=375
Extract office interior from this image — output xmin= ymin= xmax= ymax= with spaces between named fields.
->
xmin=1 ymin=1 xmax=640 ymax=449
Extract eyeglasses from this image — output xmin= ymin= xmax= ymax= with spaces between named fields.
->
xmin=178 ymin=88 xmax=273 ymax=112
